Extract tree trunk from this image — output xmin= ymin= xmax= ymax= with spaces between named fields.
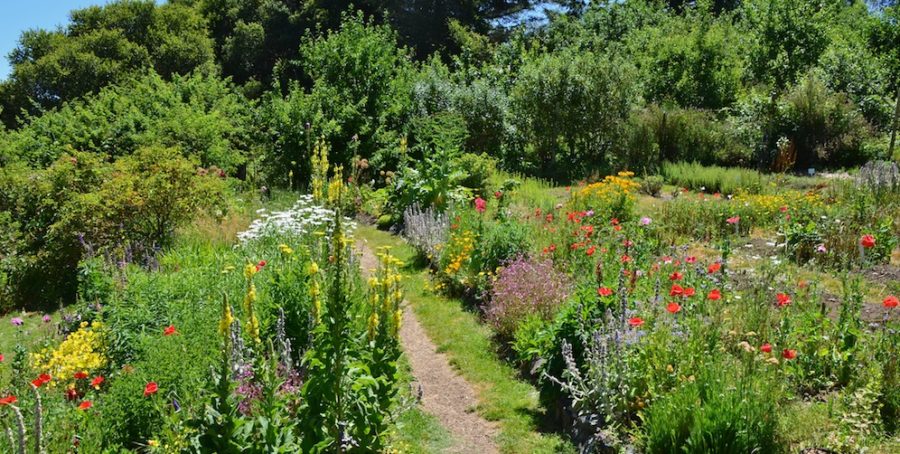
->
xmin=890 ymin=85 xmax=899 ymax=158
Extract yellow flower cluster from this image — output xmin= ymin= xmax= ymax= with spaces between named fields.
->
xmin=31 ymin=321 xmax=107 ymax=388
xmin=279 ymin=243 xmax=294 ymax=256
xmin=733 ymin=191 xmax=823 ymax=219
xmin=309 ymin=261 xmax=322 ymax=323
xmin=443 ymin=229 xmax=475 ymax=275
xmin=571 ymin=172 xmax=640 ymax=212
xmin=327 ymin=166 xmax=344 ymax=207
xmin=242 ymin=263 xmax=261 ymax=344
xmin=367 ymin=247 xmax=404 ymax=341
xmin=311 ymin=136 xmax=330 ymax=204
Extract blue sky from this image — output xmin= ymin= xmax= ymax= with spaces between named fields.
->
xmin=0 ymin=1 xmax=162 ymax=80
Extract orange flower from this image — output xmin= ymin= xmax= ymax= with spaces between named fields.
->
xmin=78 ymin=401 xmax=93 ymax=411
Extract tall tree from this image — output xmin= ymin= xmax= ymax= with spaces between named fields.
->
xmin=869 ymin=5 xmax=900 ymax=156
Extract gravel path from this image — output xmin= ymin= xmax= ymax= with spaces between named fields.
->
xmin=357 ymin=242 xmax=498 ymax=454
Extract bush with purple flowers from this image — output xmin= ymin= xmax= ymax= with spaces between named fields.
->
xmin=485 ymin=256 xmax=572 ymax=338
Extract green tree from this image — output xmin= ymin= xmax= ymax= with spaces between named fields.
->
xmin=869 ymin=5 xmax=900 ymax=156
xmin=0 ymin=0 xmax=214 ymax=128
xmin=745 ymin=0 xmax=829 ymax=91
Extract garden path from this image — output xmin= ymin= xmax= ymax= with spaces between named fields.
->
xmin=357 ymin=243 xmax=499 ymax=454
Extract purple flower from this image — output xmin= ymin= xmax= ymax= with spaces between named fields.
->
xmin=585 ymin=210 xmax=595 ymax=217
xmin=11 ymin=317 xmax=23 ymax=326
xmin=486 ymin=256 xmax=572 ymax=337
xmin=42 ymin=315 xmax=51 ymax=323
xmin=640 ymin=216 xmax=652 ymax=226
xmin=816 ymin=244 xmax=827 ymax=253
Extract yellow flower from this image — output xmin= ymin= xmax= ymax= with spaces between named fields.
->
xmin=308 ymin=262 xmax=319 ymax=275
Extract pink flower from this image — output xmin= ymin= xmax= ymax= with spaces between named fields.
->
xmin=474 ymin=197 xmax=487 ymax=213
xmin=726 ymin=216 xmax=740 ymax=225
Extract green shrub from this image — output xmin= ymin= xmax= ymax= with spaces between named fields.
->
xmin=455 ymin=152 xmax=497 ymax=195
xmin=638 ymin=175 xmax=664 ymax=197
xmin=475 ymin=220 xmax=532 ymax=274
xmin=662 ymin=161 xmax=768 ymax=195
xmin=0 ymin=148 xmax=231 ymax=309
xmin=508 ymin=48 xmax=637 ymax=178
xmin=624 ymin=106 xmax=752 ymax=171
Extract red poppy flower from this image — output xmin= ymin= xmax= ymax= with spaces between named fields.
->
xmin=779 ymin=206 xmax=788 ymax=213
xmin=586 ymin=246 xmax=596 ymax=256
xmin=707 ymin=262 xmax=721 ymax=273
xmin=669 ymin=271 xmax=683 ymax=281
xmin=628 ymin=317 xmax=645 ymax=327
xmin=545 ymin=213 xmax=553 ymax=223
xmin=685 ymin=256 xmax=697 ymax=264
xmin=726 ymin=216 xmax=740 ymax=225
xmin=623 ymin=239 xmax=633 ymax=248
xmin=707 ymin=289 xmax=721 ymax=301
xmin=620 ymin=254 xmax=631 ymax=263
xmin=884 ymin=295 xmax=898 ymax=309
xmin=782 ymin=349 xmax=797 ymax=360
xmin=683 ymin=287 xmax=696 ymax=297
xmin=258 ymin=260 xmax=267 ymax=268
xmin=474 ymin=197 xmax=487 ymax=213
xmin=74 ymin=371 xmax=88 ymax=380
xmin=614 ymin=225 xmax=622 ymax=231
xmin=91 ymin=376 xmax=105 ymax=390
xmin=494 ymin=191 xmax=502 ymax=199
xmin=549 ymin=244 xmax=556 ymax=252
xmin=144 ymin=382 xmax=159 ymax=397
xmin=163 ymin=325 xmax=176 ymax=336
xmin=860 ymin=235 xmax=876 ymax=249
xmin=666 ymin=302 xmax=682 ymax=314
xmin=759 ymin=343 xmax=773 ymax=353
xmin=0 ymin=354 xmax=4 ymax=362
xmin=611 ymin=218 xmax=619 ymax=225
xmin=669 ymin=284 xmax=684 ymax=297
xmin=32 ymin=374 xmax=52 ymax=388
xmin=78 ymin=401 xmax=92 ymax=411
xmin=65 ymin=387 xmax=79 ymax=401
xmin=776 ymin=293 xmax=792 ymax=307
xmin=597 ymin=287 xmax=614 ymax=297
xmin=0 ymin=396 xmax=16 ymax=406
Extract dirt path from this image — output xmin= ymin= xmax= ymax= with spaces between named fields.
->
xmin=356 ymin=242 xmax=499 ymax=454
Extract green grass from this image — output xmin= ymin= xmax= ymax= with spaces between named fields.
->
xmin=356 ymin=225 xmax=574 ymax=454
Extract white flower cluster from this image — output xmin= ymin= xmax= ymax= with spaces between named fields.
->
xmin=237 ymin=194 xmax=356 ymax=243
